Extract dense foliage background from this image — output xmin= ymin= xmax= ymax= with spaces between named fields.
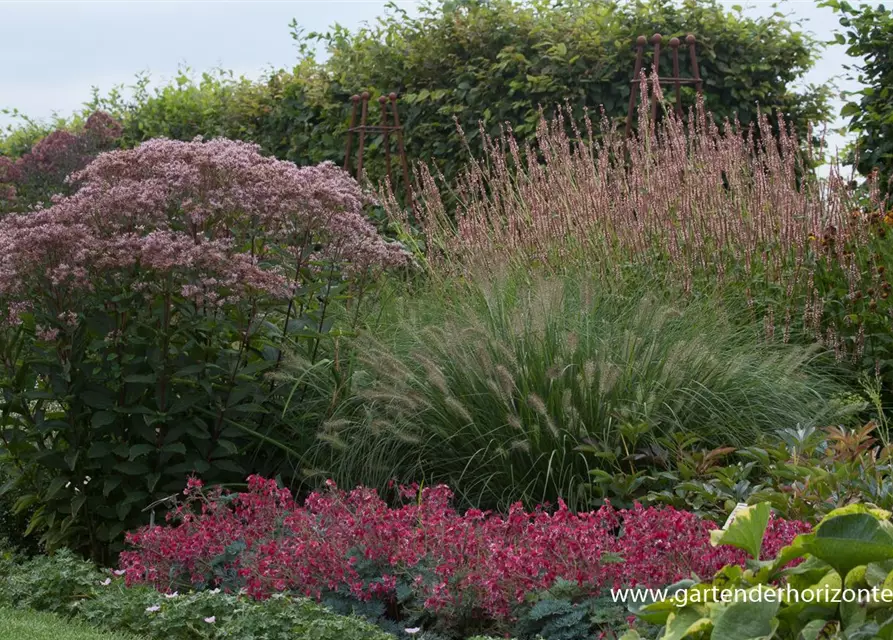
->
xmin=825 ymin=0 xmax=893 ymax=189
xmin=2 ymin=0 xmax=831 ymax=191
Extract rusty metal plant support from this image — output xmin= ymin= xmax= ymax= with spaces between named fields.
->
xmin=625 ymin=33 xmax=703 ymax=138
xmin=344 ymin=91 xmax=413 ymax=210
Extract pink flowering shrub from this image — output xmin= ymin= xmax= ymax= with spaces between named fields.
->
xmin=121 ymin=476 xmax=810 ymax=633
xmin=0 ymin=111 xmax=123 ymax=212
xmin=0 ymin=139 xmax=406 ymax=561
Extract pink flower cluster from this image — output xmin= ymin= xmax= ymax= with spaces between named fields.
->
xmin=120 ymin=476 xmax=810 ymax=624
xmin=0 ymin=153 xmax=22 ymax=206
xmin=0 ymin=137 xmax=406 ymax=318
xmin=0 ymin=111 xmax=124 ymax=209
xmin=82 ymin=110 xmax=123 ymax=144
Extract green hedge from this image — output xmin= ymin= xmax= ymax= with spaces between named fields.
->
xmin=11 ymin=0 xmax=830 ymax=194
xmin=825 ymin=0 xmax=893 ymax=188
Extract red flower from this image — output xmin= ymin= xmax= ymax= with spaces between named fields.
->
xmin=120 ymin=476 xmax=810 ymax=626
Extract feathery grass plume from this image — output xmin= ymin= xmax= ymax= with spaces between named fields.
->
xmin=386 ymin=98 xmax=891 ymax=370
xmin=303 ymin=267 xmax=848 ymax=511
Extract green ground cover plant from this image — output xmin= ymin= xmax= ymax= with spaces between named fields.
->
xmin=0 ymin=607 xmax=143 ymax=640
xmin=0 ymin=548 xmax=395 ymax=640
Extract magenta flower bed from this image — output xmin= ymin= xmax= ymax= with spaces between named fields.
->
xmin=121 ymin=476 xmax=809 ymax=623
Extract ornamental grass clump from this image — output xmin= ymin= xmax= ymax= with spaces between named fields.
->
xmin=0 ymin=137 xmax=406 ymax=561
xmin=302 ymin=269 xmax=848 ymax=511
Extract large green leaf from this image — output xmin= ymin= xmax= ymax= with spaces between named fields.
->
xmin=804 ymin=513 xmax=893 ymax=577
xmin=797 ymin=620 xmax=838 ymax=640
xmin=629 ymin=579 xmax=696 ymax=624
xmin=710 ymin=503 xmax=771 ymax=559
xmin=709 ymin=589 xmax=779 ymax=640
xmin=664 ymin=607 xmax=712 ymax=640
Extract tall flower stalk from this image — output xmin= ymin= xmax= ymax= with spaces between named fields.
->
xmin=386 ymin=98 xmax=888 ymax=371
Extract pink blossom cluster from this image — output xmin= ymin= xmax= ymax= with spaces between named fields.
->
xmin=0 ymin=157 xmax=19 ymax=204
xmin=0 ymin=111 xmax=124 ymax=209
xmin=120 ymin=476 xmax=810 ymax=624
xmin=18 ymin=130 xmax=82 ymax=177
xmin=82 ymin=110 xmax=124 ymax=144
xmin=0 ymin=137 xmax=406 ymax=319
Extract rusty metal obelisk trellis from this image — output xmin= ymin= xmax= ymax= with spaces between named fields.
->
xmin=343 ymin=91 xmax=413 ymax=210
xmin=625 ymin=33 xmax=703 ymax=138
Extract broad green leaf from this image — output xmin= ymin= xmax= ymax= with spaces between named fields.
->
xmin=804 ymin=513 xmax=893 ymax=576
xmin=114 ymin=460 xmax=150 ymax=476
xmin=91 ymin=411 xmax=117 ymax=428
xmin=710 ymin=502 xmax=771 ymax=559
xmin=798 ymin=620 xmax=837 ymax=640
xmin=877 ymin=612 xmax=893 ymax=640
xmin=709 ymin=587 xmax=779 ymax=640
xmin=71 ymin=493 xmax=86 ymax=517
xmin=820 ymin=504 xmax=892 ymax=523
xmin=629 ymin=579 xmax=696 ymax=624
xmin=79 ymin=391 xmax=115 ymax=409
xmin=129 ymin=443 xmax=155 ymax=460
xmin=772 ymin=533 xmax=813 ymax=575
xmin=103 ymin=476 xmax=122 ymax=497
xmin=45 ymin=476 xmax=69 ymax=499
xmin=866 ymin=560 xmax=893 ymax=587
xmin=664 ymin=607 xmax=712 ymax=640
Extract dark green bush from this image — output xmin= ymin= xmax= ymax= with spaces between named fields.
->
xmin=0 ymin=136 xmax=402 ymax=561
xmin=0 ymin=466 xmax=39 ymax=555
xmin=71 ymin=0 xmax=831 ymax=192
xmin=825 ymin=1 xmax=893 ymax=190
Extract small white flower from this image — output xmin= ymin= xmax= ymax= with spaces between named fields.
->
xmin=208 ymin=588 xmax=221 ymax=595
xmin=405 ymin=628 xmax=421 ymax=635
xmin=99 ymin=578 xmax=111 ymax=586
xmin=164 ymin=591 xmax=179 ymax=599
xmin=204 ymin=616 xmax=216 ymax=624
xmin=145 ymin=605 xmax=160 ymax=613
xmin=113 ymin=569 xmax=126 ymax=576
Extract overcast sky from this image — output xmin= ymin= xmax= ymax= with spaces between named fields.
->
xmin=0 ymin=0 xmax=859 ymax=155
